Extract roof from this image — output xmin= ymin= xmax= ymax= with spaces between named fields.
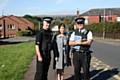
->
xmin=9 ymin=15 xmax=27 ymax=24
xmin=19 ymin=17 xmax=34 ymax=25
xmin=0 ymin=16 xmax=19 ymax=24
xmin=81 ymin=8 xmax=120 ymax=16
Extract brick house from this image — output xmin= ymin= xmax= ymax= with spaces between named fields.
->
xmin=0 ymin=16 xmax=18 ymax=38
xmin=81 ymin=8 xmax=120 ymax=24
xmin=9 ymin=15 xmax=29 ymax=31
xmin=0 ymin=15 xmax=34 ymax=38
xmin=19 ymin=17 xmax=34 ymax=30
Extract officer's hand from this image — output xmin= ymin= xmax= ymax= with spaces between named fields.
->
xmin=79 ymin=41 xmax=82 ymax=45
xmin=38 ymin=57 xmax=43 ymax=62
xmin=59 ymin=34 xmax=65 ymax=37
xmin=75 ymin=41 xmax=82 ymax=45
xmin=55 ymin=57 xmax=59 ymax=61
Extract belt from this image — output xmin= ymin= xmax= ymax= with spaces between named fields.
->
xmin=72 ymin=49 xmax=80 ymax=52
xmin=72 ymin=49 xmax=86 ymax=53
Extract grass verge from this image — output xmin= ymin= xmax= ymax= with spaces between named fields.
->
xmin=0 ymin=41 xmax=35 ymax=80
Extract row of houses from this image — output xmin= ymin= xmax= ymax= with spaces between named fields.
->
xmin=79 ymin=8 xmax=120 ymax=24
xmin=0 ymin=15 xmax=34 ymax=38
xmin=1 ymin=8 xmax=120 ymax=38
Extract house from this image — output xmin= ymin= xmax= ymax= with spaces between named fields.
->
xmin=19 ymin=17 xmax=34 ymax=30
xmin=81 ymin=8 xmax=120 ymax=24
xmin=51 ymin=25 xmax=58 ymax=32
xmin=0 ymin=16 xmax=18 ymax=38
xmin=0 ymin=15 xmax=34 ymax=38
xmin=9 ymin=15 xmax=29 ymax=31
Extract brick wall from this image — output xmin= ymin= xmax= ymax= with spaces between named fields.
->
xmin=88 ymin=16 xmax=100 ymax=24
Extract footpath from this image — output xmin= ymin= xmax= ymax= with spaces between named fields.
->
xmin=23 ymin=55 xmax=74 ymax=80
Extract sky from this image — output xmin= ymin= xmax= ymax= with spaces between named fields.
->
xmin=0 ymin=0 xmax=120 ymax=16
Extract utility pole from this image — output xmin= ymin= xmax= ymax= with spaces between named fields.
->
xmin=3 ymin=19 xmax=6 ymax=38
xmin=103 ymin=8 xmax=106 ymax=39
xmin=76 ymin=8 xmax=80 ymax=17
xmin=38 ymin=21 xmax=40 ymax=30
xmin=2 ymin=9 xmax=4 ymax=16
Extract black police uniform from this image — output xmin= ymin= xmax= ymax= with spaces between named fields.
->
xmin=71 ymin=18 xmax=92 ymax=80
xmin=34 ymin=17 xmax=53 ymax=80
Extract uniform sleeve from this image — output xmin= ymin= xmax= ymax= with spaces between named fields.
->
xmin=69 ymin=32 xmax=75 ymax=41
xmin=35 ymin=32 xmax=42 ymax=45
xmin=87 ymin=31 xmax=93 ymax=40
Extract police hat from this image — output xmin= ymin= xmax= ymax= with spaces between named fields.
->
xmin=43 ymin=17 xmax=53 ymax=23
xmin=75 ymin=17 xmax=85 ymax=24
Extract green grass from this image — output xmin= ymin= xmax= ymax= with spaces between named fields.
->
xmin=0 ymin=41 xmax=35 ymax=80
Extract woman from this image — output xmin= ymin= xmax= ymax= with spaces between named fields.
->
xmin=53 ymin=23 xmax=69 ymax=80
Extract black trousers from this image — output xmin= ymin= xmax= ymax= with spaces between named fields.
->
xmin=73 ymin=51 xmax=91 ymax=80
xmin=34 ymin=53 xmax=51 ymax=80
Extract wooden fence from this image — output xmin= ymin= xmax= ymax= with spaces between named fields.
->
xmin=93 ymin=32 xmax=120 ymax=39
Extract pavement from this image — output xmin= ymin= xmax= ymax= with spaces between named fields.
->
xmin=24 ymin=55 xmax=74 ymax=80
xmin=0 ymin=36 xmax=35 ymax=42
xmin=0 ymin=36 xmax=35 ymax=45
xmin=94 ymin=37 xmax=120 ymax=45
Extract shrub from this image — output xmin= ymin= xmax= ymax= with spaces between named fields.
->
xmin=17 ymin=30 xmax=33 ymax=36
xmin=85 ymin=22 xmax=120 ymax=33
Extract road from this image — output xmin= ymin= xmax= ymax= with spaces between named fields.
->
xmin=92 ymin=40 xmax=120 ymax=69
xmin=90 ymin=38 xmax=120 ymax=80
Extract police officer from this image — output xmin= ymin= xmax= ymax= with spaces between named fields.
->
xmin=69 ymin=17 xmax=93 ymax=80
xmin=34 ymin=17 xmax=53 ymax=80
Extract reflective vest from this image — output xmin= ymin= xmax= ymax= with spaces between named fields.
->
xmin=74 ymin=29 xmax=90 ymax=51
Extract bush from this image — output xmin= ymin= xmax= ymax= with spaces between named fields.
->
xmin=17 ymin=30 xmax=33 ymax=36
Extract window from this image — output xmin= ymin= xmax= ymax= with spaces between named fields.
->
xmin=0 ymin=24 xmax=3 ymax=29
xmin=100 ymin=16 xmax=106 ymax=22
xmin=12 ymin=24 xmax=15 ymax=29
xmin=100 ymin=16 xmax=104 ymax=22
xmin=7 ymin=25 xmax=10 ymax=29
xmin=10 ymin=24 xmax=12 ymax=29
xmin=108 ymin=16 xmax=112 ymax=21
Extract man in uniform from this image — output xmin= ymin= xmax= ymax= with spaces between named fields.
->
xmin=34 ymin=17 xmax=53 ymax=80
xmin=69 ymin=17 xmax=93 ymax=80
